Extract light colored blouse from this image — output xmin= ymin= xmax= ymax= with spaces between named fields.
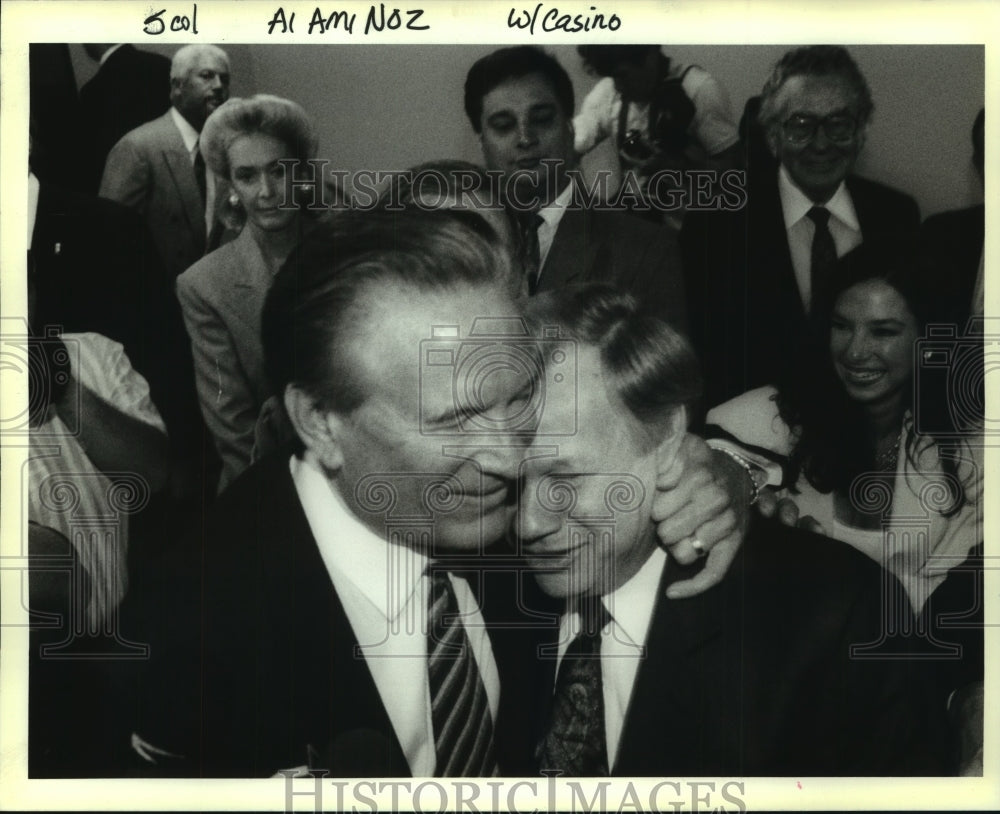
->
xmin=708 ymin=386 xmax=982 ymax=612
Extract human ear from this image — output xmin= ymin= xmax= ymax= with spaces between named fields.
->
xmin=654 ymin=405 xmax=688 ymax=477
xmin=283 ymin=384 xmax=345 ymax=471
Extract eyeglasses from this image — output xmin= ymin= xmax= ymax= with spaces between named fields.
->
xmin=782 ymin=113 xmax=858 ymax=145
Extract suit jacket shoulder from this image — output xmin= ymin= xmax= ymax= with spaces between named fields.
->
xmin=115 ymin=110 xmax=185 ymax=153
xmin=846 ymin=174 xmax=921 ymax=235
xmin=176 ymin=230 xmax=248 ymax=301
xmin=544 ymin=206 xmax=687 ymax=332
xmin=612 ymin=519 xmax=948 ymax=776
xmin=134 ymin=455 xmax=410 ymax=777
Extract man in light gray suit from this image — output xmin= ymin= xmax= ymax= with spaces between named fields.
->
xmin=100 ymin=44 xmax=230 ymax=280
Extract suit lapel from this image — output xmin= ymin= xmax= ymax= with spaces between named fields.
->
xmin=751 ymin=172 xmax=799 ymax=308
xmin=612 ymin=556 xmax=736 ymax=776
xmin=261 ymin=457 xmax=411 ymax=776
xmin=157 ymin=114 xmax=207 ymax=243
xmin=540 ymin=206 xmax=592 ymax=290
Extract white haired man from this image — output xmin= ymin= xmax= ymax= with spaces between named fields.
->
xmin=100 ymin=44 xmax=231 ymax=280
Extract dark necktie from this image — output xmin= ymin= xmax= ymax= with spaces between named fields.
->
xmin=193 ymin=142 xmax=208 ymax=207
xmin=519 ymin=212 xmax=544 ymax=295
xmin=427 ymin=569 xmax=498 ymax=777
xmin=806 ymin=206 xmax=837 ymax=310
xmin=535 ymin=598 xmax=611 ymax=776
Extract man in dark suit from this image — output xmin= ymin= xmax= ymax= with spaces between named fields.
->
xmin=130 ymin=209 xmax=527 ymax=777
xmin=464 ymin=46 xmax=687 ymax=334
xmin=78 ymin=44 xmax=172 ymax=194
xmin=127 ymin=207 xmax=757 ymax=778
xmin=99 ymin=44 xmax=230 ymax=281
xmin=682 ymin=46 xmax=920 ymax=406
xmin=504 ymin=284 xmax=947 ymax=776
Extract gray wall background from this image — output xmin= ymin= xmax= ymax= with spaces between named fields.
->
xmin=69 ymin=43 xmax=985 ymax=218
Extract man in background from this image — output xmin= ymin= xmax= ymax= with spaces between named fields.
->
xmin=464 ymin=46 xmax=687 ymax=332
xmin=681 ymin=45 xmax=920 ymax=406
xmin=100 ymin=43 xmax=230 ymax=281
xmin=573 ymin=44 xmax=741 ymax=226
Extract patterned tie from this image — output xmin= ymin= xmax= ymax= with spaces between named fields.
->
xmin=427 ymin=568 xmax=498 ymax=777
xmin=807 ymin=206 xmax=837 ymax=310
xmin=519 ymin=212 xmax=544 ymax=294
xmin=193 ymin=141 xmax=208 ymax=207
xmin=535 ymin=598 xmax=611 ymax=776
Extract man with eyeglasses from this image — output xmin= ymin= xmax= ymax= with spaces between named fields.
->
xmin=681 ymin=45 xmax=920 ymax=407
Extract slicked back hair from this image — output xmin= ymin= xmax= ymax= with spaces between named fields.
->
xmin=526 ymin=284 xmax=702 ymax=447
xmin=262 ymin=208 xmax=515 ymax=417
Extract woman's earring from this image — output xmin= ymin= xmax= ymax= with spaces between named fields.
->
xmin=228 ymin=193 xmax=240 ymax=207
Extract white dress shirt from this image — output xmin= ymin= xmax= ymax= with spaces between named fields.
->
xmin=536 ymin=181 xmax=575 ymax=277
xmin=28 ymin=171 xmax=39 ymax=242
xmin=169 ymin=106 xmax=216 ymax=237
xmin=554 ymin=546 xmax=666 ymax=768
xmin=778 ymin=165 xmax=863 ymax=311
xmin=290 ymin=452 xmax=500 ymax=777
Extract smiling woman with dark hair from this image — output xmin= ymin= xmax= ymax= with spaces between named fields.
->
xmin=707 ymin=242 xmax=982 ymax=614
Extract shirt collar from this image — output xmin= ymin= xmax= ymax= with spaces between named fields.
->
xmin=538 ymin=180 xmax=574 ymax=231
xmin=290 ymin=452 xmax=429 ymax=621
xmin=170 ymin=106 xmax=201 ymax=155
xmin=598 ymin=545 xmax=666 ymax=648
xmin=100 ymin=44 xmax=126 ymax=66
xmin=778 ymin=164 xmax=860 ymax=232
xmin=28 ymin=171 xmax=40 ymax=243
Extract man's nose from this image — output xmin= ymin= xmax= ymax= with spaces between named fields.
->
xmin=517 ymin=122 xmax=539 ymax=148
xmin=473 ymin=442 xmax=526 ymax=482
xmin=517 ymin=478 xmax=564 ymax=543
xmin=809 ymin=125 xmax=833 ymax=151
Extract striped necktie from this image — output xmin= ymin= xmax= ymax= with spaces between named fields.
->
xmin=535 ymin=598 xmax=612 ymax=776
xmin=427 ymin=568 xmax=498 ymax=777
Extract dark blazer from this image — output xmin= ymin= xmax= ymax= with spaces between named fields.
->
xmin=540 ymin=206 xmax=688 ymax=335
xmin=681 ymin=170 xmax=920 ymax=406
xmin=78 ymin=45 xmax=172 ymax=194
xmin=31 ymin=181 xmax=201 ymax=454
xmin=919 ymin=204 xmax=984 ymax=329
xmin=132 ymin=453 xmax=539 ymax=778
xmin=500 ymin=519 xmax=948 ymax=776
xmin=99 ymin=111 xmax=222 ymax=281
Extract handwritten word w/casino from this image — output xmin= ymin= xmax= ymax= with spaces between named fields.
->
xmin=507 ymin=3 xmax=621 ymax=35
